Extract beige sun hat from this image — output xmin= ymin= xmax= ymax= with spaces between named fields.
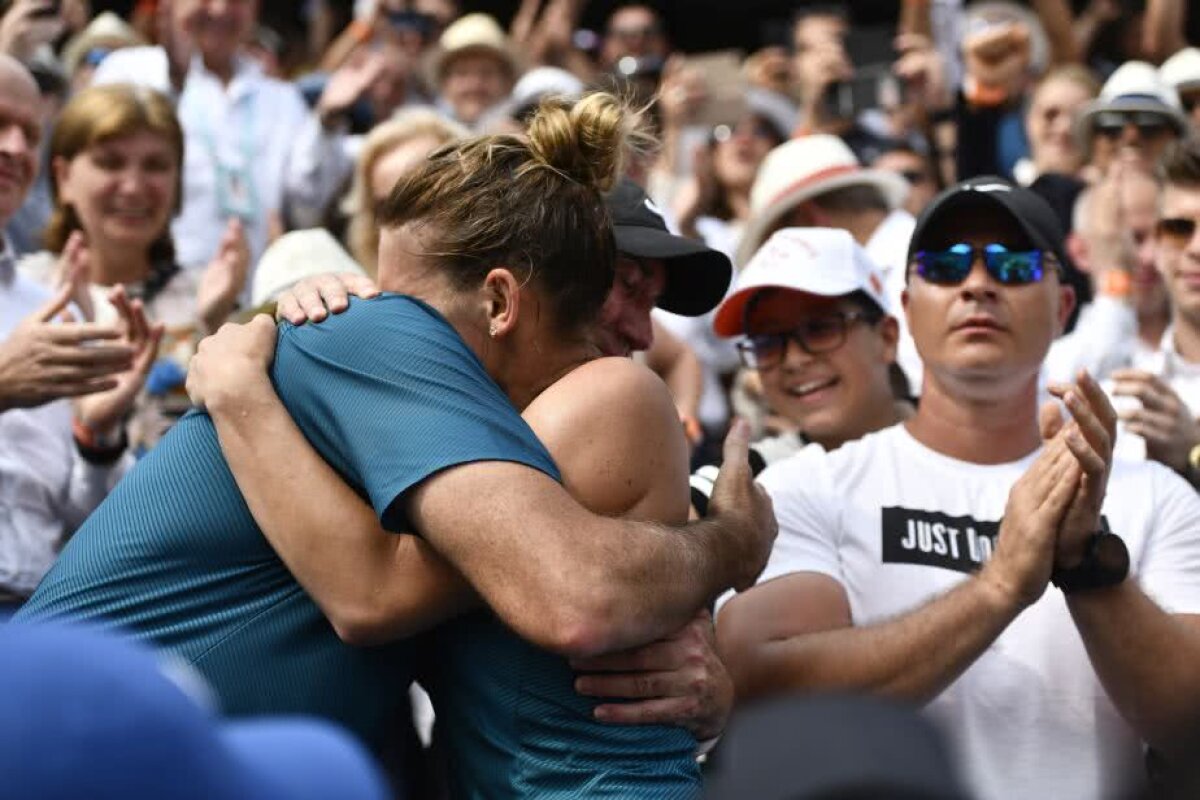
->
xmin=62 ymin=12 xmax=145 ymax=75
xmin=734 ymin=135 xmax=909 ymax=269
xmin=251 ymin=229 xmax=367 ymax=309
xmin=430 ymin=13 xmax=518 ymax=84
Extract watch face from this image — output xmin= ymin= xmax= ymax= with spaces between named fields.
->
xmin=1095 ymin=533 xmax=1131 ymax=578
xmin=1190 ymin=443 xmax=1200 ymax=471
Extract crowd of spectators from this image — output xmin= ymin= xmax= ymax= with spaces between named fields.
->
xmin=2 ymin=0 xmax=1200 ymax=798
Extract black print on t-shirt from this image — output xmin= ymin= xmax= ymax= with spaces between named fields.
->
xmin=880 ymin=507 xmax=1000 ymax=574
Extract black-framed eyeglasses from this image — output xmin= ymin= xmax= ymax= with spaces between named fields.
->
xmin=737 ymin=310 xmax=879 ymax=370
xmin=1092 ymin=110 xmax=1173 ymax=138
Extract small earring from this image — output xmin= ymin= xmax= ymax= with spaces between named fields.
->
xmin=488 ymin=325 xmax=498 ymax=338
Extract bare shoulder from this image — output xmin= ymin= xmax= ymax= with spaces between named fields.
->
xmin=524 ymin=357 xmax=688 ymax=521
xmin=525 ymin=357 xmax=677 ymax=438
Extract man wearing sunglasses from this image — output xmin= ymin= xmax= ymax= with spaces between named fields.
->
xmin=1078 ymin=61 xmax=1189 ymax=177
xmin=1108 ymin=139 xmax=1200 ymax=487
xmin=717 ymin=176 xmax=1200 ymax=799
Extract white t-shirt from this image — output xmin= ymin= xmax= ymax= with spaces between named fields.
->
xmin=743 ymin=424 xmax=1200 ymax=800
xmin=1109 ymin=326 xmax=1200 ymax=462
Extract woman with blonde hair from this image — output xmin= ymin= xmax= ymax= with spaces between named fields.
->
xmin=342 ymin=108 xmax=467 ymax=274
xmin=19 ymin=83 xmax=249 ymax=453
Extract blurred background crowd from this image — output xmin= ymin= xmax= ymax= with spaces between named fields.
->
xmin=2 ymin=0 xmax=1200 ymax=796
xmin=1 ymin=0 xmax=1198 ymax=462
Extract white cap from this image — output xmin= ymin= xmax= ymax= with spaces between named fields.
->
xmin=251 ymin=229 xmax=367 ymax=309
xmin=511 ymin=66 xmax=585 ymax=110
xmin=735 ymin=135 xmax=909 ymax=269
xmin=713 ymin=227 xmax=890 ymax=337
xmin=1160 ymin=47 xmax=1200 ymax=94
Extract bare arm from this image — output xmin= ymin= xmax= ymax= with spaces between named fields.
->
xmin=1031 ymin=0 xmax=1082 ymax=65
xmin=190 ymin=318 xmax=774 ymax=656
xmin=719 ymin=432 xmax=1081 ymax=705
xmin=407 ymin=376 xmax=775 ymax=658
xmin=1142 ymin=0 xmax=1188 ymax=63
xmin=1070 ymin=588 xmax=1200 ymax=756
xmin=189 ymin=317 xmax=475 ymax=646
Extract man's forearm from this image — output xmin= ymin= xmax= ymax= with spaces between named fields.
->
xmin=723 ymin=575 xmax=1021 ymax=705
xmin=1069 ymin=581 xmax=1200 ymax=756
xmin=206 ymin=376 xmax=475 ymax=644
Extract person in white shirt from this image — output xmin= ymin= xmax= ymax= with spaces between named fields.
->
xmin=92 ymin=0 xmax=345 ymax=280
xmin=1109 ymin=138 xmax=1200 ymax=486
xmin=735 ymin=135 xmax=921 ymax=394
xmin=1046 ymin=163 xmax=1168 ymax=383
xmin=0 ymin=55 xmax=155 ymax=610
xmin=717 ymin=176 xmax=1200 ymax=800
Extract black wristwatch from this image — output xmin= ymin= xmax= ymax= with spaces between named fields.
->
xmin=1050 ymin=527 xmax=1130 ymax=594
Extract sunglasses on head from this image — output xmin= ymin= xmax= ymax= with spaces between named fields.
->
xmin=1092 ymin=110 xmax=1172 ymax=137
xmin=1156 ymin=215 xmax=1200 ymax=243
xmin=913 ymin=243 xmax=1054 ymax=286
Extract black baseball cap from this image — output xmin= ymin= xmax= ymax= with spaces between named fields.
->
xmin=704 ymin=693 xmax=967 ymax=800
xmin=906 ymin=176 xmax=1074 ymax=278
xmin=607 ymin=179 xmax=732 ymax=316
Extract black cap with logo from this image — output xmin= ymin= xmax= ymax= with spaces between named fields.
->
xmin=906 ymin=176 xmax=1074 ymax=277
xmin=607 ymin=179 xmax=732 ymax=317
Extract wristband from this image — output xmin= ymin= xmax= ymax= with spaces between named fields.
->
xmin=963 ymin=76 xmax=1010 ymax=108
xmin=349 ymin=19 xmax=373 ymax=44
xmin=1050 ymin=529 xmax=1129 ymax=594
xmin=72 ymin=418 xmax=128 ymax=465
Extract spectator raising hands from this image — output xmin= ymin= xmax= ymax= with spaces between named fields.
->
xmin=196 ymin=218 xmax=251 ymax=334
xmin=0 ymin=0 xmax=64 ymax=60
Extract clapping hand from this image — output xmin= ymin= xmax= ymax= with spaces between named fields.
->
xmin=72 ymin=285 xmax=165 ymax=437
xmin=198 ymin=218 xmax=251 ymax=332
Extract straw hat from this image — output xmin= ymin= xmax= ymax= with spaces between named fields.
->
xmin=430 ymin=13 xmax=518 ymax=84
xmin=62 ymin=12 xmax=145 ymax=75
xmin=735 ymin=135 xmax=909 ymax=268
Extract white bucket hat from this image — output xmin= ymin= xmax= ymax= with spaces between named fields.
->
xmin=735 ymin=135 xmax=909 ymax=269
xmin=714 ymin=227 xmax=891 ymax=337
xmin=251 ymin=229 xmax=367 ymax=309
xmin=1160 ymin=48 xmax=1200 ymax=94
xmin=1076 ymin=61 xmax=1189 ymax=146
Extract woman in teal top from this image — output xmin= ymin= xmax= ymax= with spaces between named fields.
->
xmin=20 ymin=93 xmax=759 ymax=797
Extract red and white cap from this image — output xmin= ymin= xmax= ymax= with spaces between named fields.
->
xmin=734 ymin=135 xmax=909 ymax=269
xmin=714 ymin=227 xmax=891 ymax=337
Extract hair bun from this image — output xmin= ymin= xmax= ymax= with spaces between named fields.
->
xmin=524 ymin=92 xmax=641 ymax=194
